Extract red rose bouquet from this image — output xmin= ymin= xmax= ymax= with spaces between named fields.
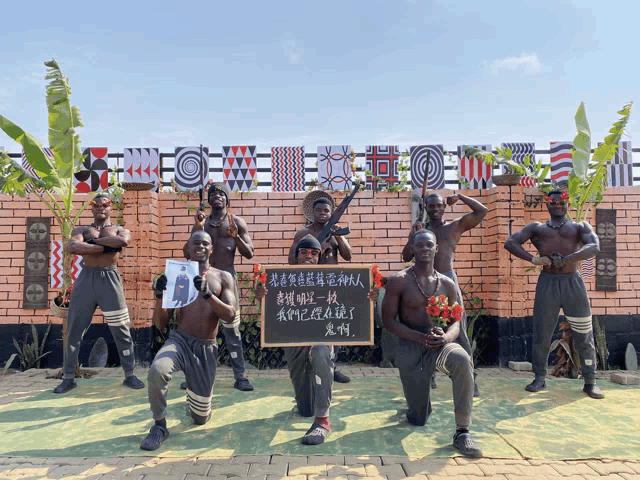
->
xmin=426 ymin=295 xmax=463 ymax=328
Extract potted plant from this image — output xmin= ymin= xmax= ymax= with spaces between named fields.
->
xmin=463 ymin=146 xmax=551 ymax=188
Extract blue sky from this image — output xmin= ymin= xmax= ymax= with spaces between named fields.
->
xmin=1 ymin=0 xmax=638 ymax=179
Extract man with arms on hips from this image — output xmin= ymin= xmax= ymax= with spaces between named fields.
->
xmin=289 ymin=196 xmax=353 ymax=384
xmin=141 ymin=230 xmax=236 ymax=450
xmin=188 ymin=182 xmax=255 ymax=391
xmin=384 ymin=229 xmax=482 ymax=457
xmin=504 ymin=189 xmax=604 ymax=399
xmin=53 ymin=193 xmax=144 ymax=394
xmin=402 ymin=192 xmax=487 ymax=397
xmin=257 ymin=235 xmax=377 ymax=445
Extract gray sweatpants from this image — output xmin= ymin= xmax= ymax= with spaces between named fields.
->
xmin=532 ymin=272 xmax=597 ymax=384
xmin=148 ymin=329 xmax=218 ymax=423
xmin=396 ymin=333 xmax=474 ymax=429
xmin=63 ymin=266 xmax=135 ymax=379
xmin=440 ymin=271 xmax=473 ymax=360
xmin=285 ymin=345 xmax=333 ymax=418
xmin=220 ymin=267 xmax=246 ymax=380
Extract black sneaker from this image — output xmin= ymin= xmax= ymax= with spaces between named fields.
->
xmin=53 ymin=379 xmax=77 ymax=394
xmin=431 ymin=374 xmax=437 ymax=389
xmin=123 ymin=375 xmax=145 ymax=389
xmin=301 ymin=423 xmax=330 ymax=445
xmin=453 ymin=431 xmax=483 ymax=457
xmin=333 ymin=370 xmax=351 ymax=383
xmin=234 ymin=378 xmax=254 ymax=391
xmin=140 ymin=424 xmax=169 ymax=451
xmin=525 ymin=379 xmax=546 ymax=392
xmin=180 ymin=381 xmax=187 ymax=390
xmin=583 ymin=384 xmax=605 ymax=399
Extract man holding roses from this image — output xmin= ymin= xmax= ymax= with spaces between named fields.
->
xmin=383 ymin=229 xmax=482 ymax=457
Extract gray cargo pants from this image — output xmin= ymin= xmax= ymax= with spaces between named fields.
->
xmin=285 ymin=345 xmax=333 ymax=418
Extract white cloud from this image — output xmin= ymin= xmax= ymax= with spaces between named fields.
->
xmin=282 ymin=34 xmax=304 ymax=65
xmin=487 ymin=52 xmax=541 ymax=75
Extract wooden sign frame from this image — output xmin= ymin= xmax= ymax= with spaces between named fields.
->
xmin=260 ymin=264 xmax=374 ymax=347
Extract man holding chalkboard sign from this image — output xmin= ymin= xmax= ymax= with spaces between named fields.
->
xmin=383 ymin=229 xmax=482 ymax=457
xmin=256 ymin=234 xmax=377 ymax=446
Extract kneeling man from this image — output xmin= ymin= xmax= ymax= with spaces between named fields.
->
xmin=382 ymin=229 xmax=482 ymax=457
xmin=140 ymin=231 xmax=236 ymax=451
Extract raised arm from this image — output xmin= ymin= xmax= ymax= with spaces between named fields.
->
xmin=333 ymin=224 xmax=352 ymax=261
xmin=381 ymin=275 xmax=426 ymax=345
xmin=563 ymin=222 xmax=600 ymax=265
xmin=151 ymin=274 xmax=173 ymax=329
xmin=449 ymin=194 xmax=488 ymax=232
xmin=92 ymin=227 xmax=131 ymax=248
xmin=504 ymin=222 xmax=550 ymax=265
xmin=68 ymin=227 xmax=104 ymax=255
xmin=229 ymin=214 xmax=254 ymax=260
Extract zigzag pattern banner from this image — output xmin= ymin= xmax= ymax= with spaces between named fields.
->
xmin=50 ymin=241 xmax=83 ymax=288
xmin=550 ymin=141 xmax=573 ymax=185
xmin=124 ymin=148 xmax=161 ymax=191
xmin=317 ymin=145 xmax=353 ymax=191
xmin=365 ymin=145 xmax=400 ymax=191
xmin=409 ymin=145 xmax=445 ymax=190
xmin=457 ymin=145 xmax=492 ymax=189
xmin=222 ymin=146 xmax=257 ymax=192
xmin=74 ymin=148 xmax=109 ymax=193
xmin=22 ymin=148 xmax=54 ymax=194
xmin=271 ymin=147 xmax=305 ymax=192
xmin=175 ymin=146 xmax=209 ymax=191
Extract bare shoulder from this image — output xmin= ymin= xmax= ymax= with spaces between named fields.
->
xmin=386 ymin=269 xmax=410 ymax=291
xmin=574 ymin=220 xmax=594 ymax=232
xmin=211 ymin=269 xmax=235 ymax=287
xmin=293 ymin=226 xmax=312 ymax=240
xmin=232 ymin=215 xmax=248 ymax=228
xmin=71 ymin=225 xmax=90 ymax=237
xmin=438 ymin=272 xmax=456 ymax=291
xmin=117 ymin=225 xmax=131 ymax=235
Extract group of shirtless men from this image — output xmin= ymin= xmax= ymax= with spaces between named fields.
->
xmin=51 ymin=182 xmax=604 ymax=457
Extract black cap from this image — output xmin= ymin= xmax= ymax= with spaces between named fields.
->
xmin=295 ymin=234 xmax=322 ymax=257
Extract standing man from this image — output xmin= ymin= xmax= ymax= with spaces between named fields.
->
xmin=383 ymin=229 xmax=482 ymax=457
xmin=188 ymin=182 xmax=255 ymax=391
xmin=289 ymin=196 xmax=353 ymax=383
xmin=504 ymin=189 xmax=604 ymax=399
xmin=256 ymin=234 xmax=378 ymax=445
xmin=402 ymin=193 xmax=487 ymax=396
xmin=53 ymin=194 xmax=145 ymax=394
xmin=141 ymin=230 xmax=237 ymax=451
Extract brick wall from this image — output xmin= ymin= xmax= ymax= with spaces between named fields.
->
xmin=1 ymin=186 xmax=639 ymax=328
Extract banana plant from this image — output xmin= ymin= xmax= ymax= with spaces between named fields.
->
xmin=567 ymin=102 xmax=633 ymax=222
xmin=0 ymin=59 xmax=92 ymax=341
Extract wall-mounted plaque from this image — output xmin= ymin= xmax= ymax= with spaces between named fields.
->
xmin=23 ymin=217 xmax=51 ymax=308
xmin=595 ymin=209 xmax=616 ymax=291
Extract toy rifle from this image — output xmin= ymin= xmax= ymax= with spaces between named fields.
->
xmin=316 ymin=181 xmax=362 ymax=246
xmin=198 ymin=144 xmax=205 ymax=212
xmin=417 ymin=150 xmax=430 ymax=224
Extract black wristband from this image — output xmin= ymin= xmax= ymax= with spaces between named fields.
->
xmin=86 ymin=238 xmax=96 ymax=245
xmin=155 ymin=292 xmax=163 ymax=299
xmin=201 ymin=291 xmax=212 ymax=300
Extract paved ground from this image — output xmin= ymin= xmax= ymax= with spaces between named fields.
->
xmin=0 ymin=366 xmax=638 ymax=480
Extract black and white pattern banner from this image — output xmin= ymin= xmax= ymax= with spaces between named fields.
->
xmin=501 ymin=142 xmax=535 ymax=173
xmin=175 ymin=146 xmax=209 ymax=191
xmin=550 ymin=141 xmax=573 ymax=184
xmin=409 ymin=145 xmax=445 ymax=190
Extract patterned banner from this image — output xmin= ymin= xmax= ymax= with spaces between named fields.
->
xmin=365 ymin=145 xmax=400 ymax=191
xmin=124 ymin=148 xmax=161 ymax=191
xmin=74 ymin=148 xmax=109 ymax=193
xmin=581 ymin=257 xmax=594 ymax=278
xmin=409 ymin=145 xmax=445 ymax=190
xmin=22 ymin=148 xmax=54 ymax=194
xmin=457 ymin=145 xmax=492 ymax=189
xmin=50 ymin=241 xmax=82 ymax=289
xmin=174 ymin=146 xmax=209 ymax=191
xmin=271 ymin=147 xmax=305 ymax=192
xmin=24 ymin=218 xmax=51 ymax=309
xmin=606 ymin=141 xmax=633 ymax=187
xmin=222 ymin=146 xmax=257 ymax=192
xmin=550 ymin=141 xmax=573 ymax=185
xmin=595 ymin=209 xmax=616 ymax=291
xmin=502 ymin=142 xmax=535 ymax=186
xmin=317 ymin=145 xmax=353 ymax=191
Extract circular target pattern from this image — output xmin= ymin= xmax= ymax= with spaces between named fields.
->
xmin=176 ymin=147 xmax=207 ymax=189
xmin=410 ymin=145 xmax=445 ymax=190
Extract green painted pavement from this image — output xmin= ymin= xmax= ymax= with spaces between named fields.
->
xmin=0 ymin=376 xmax=637 ymax=459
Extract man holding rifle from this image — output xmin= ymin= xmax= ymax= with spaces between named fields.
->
xmin=288 ymin=186 xmax=358 ymax=384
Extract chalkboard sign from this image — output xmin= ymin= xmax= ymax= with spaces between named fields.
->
xmin=260 ymin=265 xmax=373 ymax=347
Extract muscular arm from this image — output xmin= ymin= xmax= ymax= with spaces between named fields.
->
xmin=206 ymin=272 xmax=236 ymax=323
xmin=68 ymin=227 xmax=104 ymax=255
xmin=288 ymin=229 xmax=308 ymax=265
xmin=504 ymin=223 xmax=539 ymax=263
xmin=381 ymin=275 xmax=427 ymax=345
xmin=92 ymin=227 xmax=131 ymax=248
xmin=564 ymin=222 xmax=600 ymax=264
xmin=233 ymin=216 xmax=254 ymax=260
xmin=456 ymin=194 xmax=488 ymax=232
xmin=335 ymin=231 xmax=352 ymax=261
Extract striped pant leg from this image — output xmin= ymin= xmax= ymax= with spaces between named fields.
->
xmin=436 ymin=342 xmax=474 ymax=430
xmin=563 ymin=274 xmax=597 ymax=384
xmin=98 ymin=269 xmax=135 ymax=376
xmin=184 ymin=338 xmax=218 ymax=425
xmin=148 ymin=331 xmax=185 ymax=421
xmin=63 ymin=269 xmax=98 ymax=379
